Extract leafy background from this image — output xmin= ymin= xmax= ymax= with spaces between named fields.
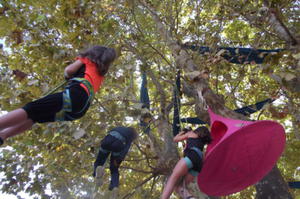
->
xmin=0 ymin=0 xmax=299 ymax=199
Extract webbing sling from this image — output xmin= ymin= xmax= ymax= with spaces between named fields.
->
xmin=173 ymin=70 xmax=181 ymax=136
xmin=55 ymin=78 xmax=94 ymax=121
xmin=182 ymin=45 xmax=283 ymax=64
xmin=180 ymin=98 xmax=275 ymax=125
xmin=140 ymin=72 xmax=151 ymax=134
xmin=288 ymin=181 xmax=300 ymax=189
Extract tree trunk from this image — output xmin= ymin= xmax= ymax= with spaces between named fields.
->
xmin=176 ymin=179 xmax=219 ymax=199
xmin=255 ymin=166 xmax=293 ymax=199
xmin=139 ymin=1 xmax=292 ymax=199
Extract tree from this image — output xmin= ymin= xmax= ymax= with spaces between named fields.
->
xmin=0 ymin=0 xmax=299 ymax=198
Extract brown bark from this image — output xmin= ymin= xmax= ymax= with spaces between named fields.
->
xmin=262 ymin=1 xmax=299 ymax=46
xmin=255 ymin=166 xmax=293 ymax=199
xmin=138 ymin=1 xmax=223 ymax=198
xmin=139 ymin=1 xmax=292 ymax=198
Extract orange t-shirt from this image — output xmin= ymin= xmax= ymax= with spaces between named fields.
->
xmin=75 ymin=57 xmax=104 ymax=94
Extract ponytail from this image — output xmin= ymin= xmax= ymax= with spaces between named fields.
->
xmin=79 ymin=45 xmax=117 ymax=76
xmin=99 ymin=47 xmax=116 ymax=76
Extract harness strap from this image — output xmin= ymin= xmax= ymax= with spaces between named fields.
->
xmin=98 ymin=131 xmax=126 ymax=156
xmin=71 ymin=77 xmax=95 ymax=101
xmin=55 ymin=78 xmax=94 ymax=121
xmin=99 ymin=147 xmax=110 ymax=153
xmin=191 ymin=147 xmax=203 ymax=159
xmin=55 ymin=88 xmax=72 ymax=121
xmin=109 ymin=131 xmax=126 ymax=145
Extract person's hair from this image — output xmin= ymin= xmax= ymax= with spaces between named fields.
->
xmin=194 ymin=126 xmax=212 ymax=145
xmin=128 ymin=127 xmax=138 ymax=140
xmin=79 ymin=45 xmax=116 ymax=76
xmin=182 ymin=127 xmax=192 ymax=133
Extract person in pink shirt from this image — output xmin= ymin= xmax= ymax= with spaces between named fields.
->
xmin=0 ymin=45 xmax=116 ymax=146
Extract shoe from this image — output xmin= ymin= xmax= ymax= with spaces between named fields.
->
xmin=0 ymin=137 xmax=3 ymax=146
xmin=110 ymin=187 xmax=119 ymax=199
xmin=95 ymin=166 xmax=105 ymax=187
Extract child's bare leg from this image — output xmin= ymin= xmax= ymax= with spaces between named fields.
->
xmin=0 ymin=119 xmax=33 ymax=140
xmin=0 ymin=109 xmax=28 ymax=130
xmin=161 ymin=158 xmax=189 ymax=199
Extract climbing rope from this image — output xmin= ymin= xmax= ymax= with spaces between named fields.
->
xmin=42 ymin=80 xmax=67 ymax=97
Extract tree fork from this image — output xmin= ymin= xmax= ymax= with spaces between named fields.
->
xmin=140 ymin=1 xmax=293 ymax=198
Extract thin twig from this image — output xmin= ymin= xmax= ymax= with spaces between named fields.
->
xmin=122 ymin=174 xmax=157 ymax=199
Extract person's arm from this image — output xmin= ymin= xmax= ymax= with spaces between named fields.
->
xmin=64 ymin=60 xmax=83 ymax=79
xmin=173 ymin=131 xmax=189 ymax=142
xmin=174 ymin=130 xmax=199 ymax=142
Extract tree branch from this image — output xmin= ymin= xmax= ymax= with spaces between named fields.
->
xmin=119 ymin=166 xmax=153 ymax=174
xmin=263 ymin=1 xmax=299 ymax=46
xmin=133 ymin=142 xmax=157 ymax=170
xmin=122 ymin=174 xmax=157 ymax=199
xmin=147 ymin=67 xmax=168 ymax=114
xmin=139 ymin=0 xmax=246 ymax=121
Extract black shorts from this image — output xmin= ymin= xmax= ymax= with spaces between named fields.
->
xmin=184 ymin=149 xmax=203 ymax=172
xmin=22 ymin=84 xmax=89 ymax=123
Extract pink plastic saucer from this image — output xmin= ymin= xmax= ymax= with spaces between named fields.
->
xmin=197 ymin=108 xmax=286 ymax=196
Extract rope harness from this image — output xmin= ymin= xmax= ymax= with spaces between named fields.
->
xmin=99 ymin=131 xmax=126 ymax=156
xmin=190 ymin=146 xmax=203 ymax=159
xmin=55 ymin=78 xmax=94 ymax=121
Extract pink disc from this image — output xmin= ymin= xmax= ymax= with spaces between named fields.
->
xmin=197 ymin=108 xmax=286 ymax=196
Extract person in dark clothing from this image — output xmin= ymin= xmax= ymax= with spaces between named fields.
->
xmin=161 ymin=126 xmax=212 ymax=199
xmin=93 ymin=126 xmax=138 ymax=194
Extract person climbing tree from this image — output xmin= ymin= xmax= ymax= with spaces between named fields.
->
xmin=161 ymin=126 xmax=212 ymax=199
xmin=0 ymin=45 xmax=116 ymax=146
xmin=93 ymin=126 xmax=138 ymax=197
